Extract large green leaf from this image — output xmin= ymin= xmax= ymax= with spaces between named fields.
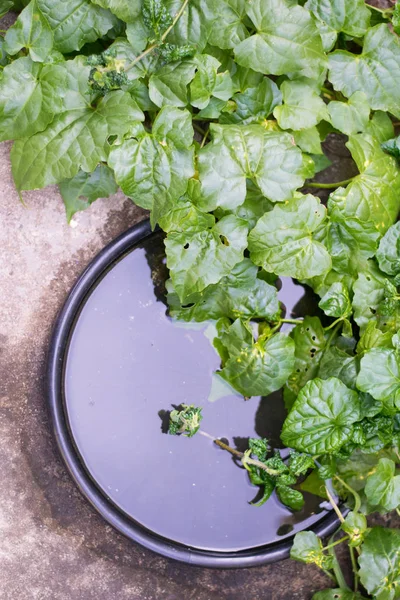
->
xmin=318 ymin=282 xmax=352 ymax=318
xmin=205 ymin=0 xmax=248 ymax=50
xmin=167 ymin=258 xmax=280 ymax=322
xmin=0 ymin=57 xmax=58 ymax=141
xmin=164 ymin=214 xmax=248 ymax=301
xmin=281 ymin=377 xmax=361 ymax=454
xmin=197 ymin=124 xmax=309 ymax=211
xmin=234 ymin=0 xmax=326 ymax=79
xmin=227 ymin=78 xmax=282 ymax=125
xmin=149 ymin=59 xmax=197 ymax=107
xmin=358 ymin=527 xmax=400 ymax=600
xmin=108 ymin=106 xmax=194 ymax=226
xmin=91 ymin=0 xmax=141 ymax=22
xmin=164 ymin=0 xmax=211 ymax=52
xmin=326 ymin=210 xmax=380 ymax=276
xmin=365 ymin=458 xmax=400 ymax=511
xmin=248 ymin=194 xmax=331 ymax=279
xmin=376 ymin=222 xmax=400 ymax=277
xmin=327 ymin=92 xmax=370 ymax=136
xmin=328 ymin=25 xmax=400 ymax=118
xmin=328 ymin=134 xmax=400 ymax=233
xmin=306 ymin=0 xmax=371 ymax=39
xmin=37 ymin=0 xmax=119 ymax=53
xmin=318 ymin=346 xmax=358 ymax=390
xmin=190 ymin=54 xmax=234 ymax=109
xmin=218 ymin=328 xmax=295 ymax=397
xmin=59 ymin=165 xmax=118 ymax=222
xmin=11 ymin=91 xmax=143 ymax=190
xmin=273 ymin=80 xmax=329 ymax=131
xmin=357 ymin=348 xmax=400 ymax=411
xmin=4 ymin=0 xmax=53 ymax=62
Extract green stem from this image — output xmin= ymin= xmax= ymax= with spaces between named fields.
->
xmin=396 ymin=508 xmax=400 ymax=517
xmin=327 ymin=536 xmax=350 ymax=590
xmin=307 ymin=178 xmax=355 ymax=189
xmin=322 ymin=569 xmax=338 ymax=584
xmin=365 ymin=3 xmax=393 ymax=16
xmin=200 ymin=128 xmax=209 ymax=149
xmin=325 ymin=322 xmax=341 ymax=351
xmin=125 ymin=0 xmax=189 ymax=72
xmin=213 ymin=438 xmax=282 ymax=476
xmin=323 ymin=536 xmax=350 ymax=551
xmin=325 ymin=485 xmax=345 ymax=524
xmin=324 ymin=317 xmax=343 ymax=332
xmin=335 ymin=475 xmax=362 ymax=513
xmin=193 ymin=122 xmax=206 ymax=136
xmin=349 ymin=546 xmax=359 ymax=592
xmin=279 ymin=318 xmax=304 ymax=325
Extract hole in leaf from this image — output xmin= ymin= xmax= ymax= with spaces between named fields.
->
xmin=312 ymin=335 xmax=316 ymax=341
xmin=219 ymin=234 xmax=229 ymax=246
xmin=370 ymin=308 xmax=376 ymax=314
xmin=184 ymin=243 xmax=189 ymax=249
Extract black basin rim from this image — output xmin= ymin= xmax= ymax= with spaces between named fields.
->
xmin=47 ymin=218 xmax=341 ymax=568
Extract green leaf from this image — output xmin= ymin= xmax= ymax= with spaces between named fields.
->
xmin=229 ymin=77 xmax=282 ymax=125
xmin=328 ymin=25 xmax=400 ymax=118
xmin=290 ymin=531 xmax=333 ymax=570
xmin=0 ymin=0 xmax=13 ymax=18
xmin=326 ymin=210 xmax=380 ymax=276
xmin=319 ymin=282 xmax=352 ymax=318
xmin=281 ymin=377 xmax=361 ymax=454
xmin=365 ymin=458 xmax=400 ymax=511
xmin=206 ymin=0 xmax=248 ymax=50
xmin=248 ymin=194 xmax=331 ymax=279
xmin=328 ymin=134 xmax=400 ymax=233
xmin=142 ymin=0 xmax=172 ymax=40
xmin=357 ymin=348 xmax=400 ymax=411
xmin=293 ymin=128 xmax=323 ymax=155
xmin=167 ymin=258 xmax=280 ymax=322
xmin=37 ymin=0 xmax=119 ymax=53
xmin=0 ymin=57 xmax=58 ymax=141
xmin=377 ymin=222 xmax=400 ymax=277
xmin=306 ymin=0 xmax=371 ymax=39
xmin=273 ymin=80 xmax=329 ymax=131
xmin=190 ymin=54 xmax=234 ymax=110
xmin=234 ymin=0 xmax=326 ymax=79
xmin=353 ymin=262 xmax=400 ymax=334
xmin=165 ymin=214 xmax=248 ymax=301
xmin=126 ymin=18 xmax=150 ymax=53
xmin=4 ymin=0 xmax=53 ymax=62
xmin=196 ymin=124 xmax=308 ymax=211
xmin=218 ymin=329 xmax=295 ymax=397
xmin=319 ymin=346 xmax=358 ymax=390
xmin=286 ymin=316 xmax=327 ymax=402
xmin=341 ymin=511 xmax=368 ymax=548
xmin=276 ymin=485 xmax=304 ymax=511
xmin=164 ymin=0 xmax=210 ymax=52
xmin=358 ymin=527 xmax=400 ymax=600
xmin=11 ymin=91 xmax=143 ymax=190
xmin=108 ymin=106 xmax=194 ymax=225
xmin=59 ymin=165 xmax=118 ymax=222
xmin=357 ymin=321 xmax=394 ymax=355
xmin=365 ymin=111 xmax=394 ymax=143
xmin=248 ymin=437 xmax=269 ymax=461
xmin=149 ymin=59 xmax=196 ymax=107
xmin=92 ymin=0 xmax=141 ymax=22
xmin=327 ymin=92 xmax=370 ymax=136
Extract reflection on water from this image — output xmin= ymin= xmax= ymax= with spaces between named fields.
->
xmin=64 ymin=232 xmax=329 ymax=552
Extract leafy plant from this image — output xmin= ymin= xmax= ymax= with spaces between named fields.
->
xmin=1 ymin=0 xmax=400 ymax=596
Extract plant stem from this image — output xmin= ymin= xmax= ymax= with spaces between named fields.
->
xmin=322 ymin=569 xmax=338 ymax=584
xmin=325 ymin=322 xmax=341 ymax=351
xmin=396 ymin=508 xmax=400 ymax=517
xmin=325 ymin=485 xmax=345 ymax=523
xmin=193 ymin=122 xmax=206 ymax=136
xmin=307 ymin=178 xmax=355 ymax=189
xmin=365 ymin=3 xmax=393 ymax=15
xmin=349 ymin=546 xmax=359 ymax=592
xmin=327 ymin=533 xmax=350 ymax=590
xmin=324 ymin=317 xmax=343 ymax=332
xmin=323 ymin=536 xmax=349 ymax=551
xmin=213 ymin=438 xmax=282 ymax=476
xmin=200 ymin=128 xmax=209 ymax=149
xmin=125 ymin=0 xmax=189 ymax=72
xmin=279 ymin=318 xmax=304 ymax=325
xmin=334 ymin=475 xmax=362 ymax=513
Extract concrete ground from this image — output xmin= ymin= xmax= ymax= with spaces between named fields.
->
xmin=0 ymin=2 xmax=398 ymax=595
